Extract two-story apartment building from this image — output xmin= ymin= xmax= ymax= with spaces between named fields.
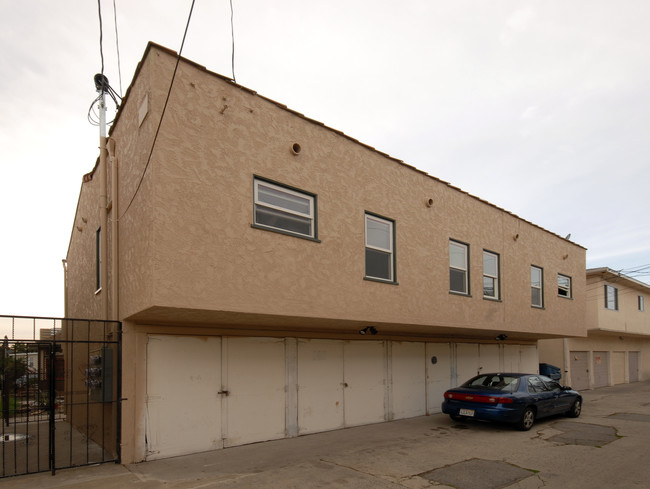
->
xmin=540 ymin=268 xmax=649 ymax=390
xmin=65 ymin=43 xmax=586 ymax=463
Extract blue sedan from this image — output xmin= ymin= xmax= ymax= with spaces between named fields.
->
xmin=441 ymin=373 xmax=582 ymax=431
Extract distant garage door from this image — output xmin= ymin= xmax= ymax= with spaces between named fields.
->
xmin=570 ymin=351 xmax=589 ymax=391
xmin=611 ymin=351 xmax=626 ymax=385
xmin=593 ymin=351 xmax=609 ymax=388
xmin=629 ymin=352 xmax=640 ymax=382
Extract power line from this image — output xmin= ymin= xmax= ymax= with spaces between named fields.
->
xmin=230 ymin=0 xmax=236 ymax=83
xmin=112 ymin=0 xmax=123 ymax=96
xmin=97 ymin=0 xmax=104 ymax=74
xmin=119 ymin=0 xmax=197 ymax=220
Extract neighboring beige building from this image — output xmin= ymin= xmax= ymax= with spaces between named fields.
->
xmin=540 ymin=268 xmax=649 ymax=390
xmin=65 ymin=43 xmax=587 ymax=463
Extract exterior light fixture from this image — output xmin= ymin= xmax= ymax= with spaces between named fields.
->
xmin=359 ymin=326 xmax=378 ymax=335
xmin=495 ymin=334 xmax=508 ymax=341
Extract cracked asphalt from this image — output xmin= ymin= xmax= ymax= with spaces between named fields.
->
xmin=7 ymin=381 xmax=650 ymax=489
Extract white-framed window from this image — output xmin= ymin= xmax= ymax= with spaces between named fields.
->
xmin=450 ymin=240 xmax=469 ymax=295
xmin=558 ymin=274 xmax=572 ymax=298
xmin=95 ymin=227 xmax=102 ymax=292
xmin=483 ymin=250 xmax=499 ymax=299
xmin=531 ymin=265 xmax=543 ymax=308
xmin=253 ymin=178 xmax=316 ymax=239
xmin=365 ymin=213 xmax=395 ymax=282
xmin=639 ymin=295 xmax=645 ymax=312
xmin=605 ymin=285 xmax=618 ymax=310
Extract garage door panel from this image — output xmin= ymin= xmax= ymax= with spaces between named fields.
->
xmin=392 ymin=342 xmax=426 ymax=419
xmin=456 ymin=344 xmax=480 ymax=383
xmin=519 ymin=345 xmax=539 ymax=374
xmin=224 ymin=337 xmax=286 ymax=447
xmin=146 ymin=335 xmax=222 ymax=460
xmin=593 ymin=351 xmax=609 ymax=388
xmin=297 ymin=339 xmax=344 ymax=434
xmin=426 ymin=343 xmax=451 ymax=414
xmin=479 ymin=344 xmax=500 ymax=374
xmin=570 ymin=351 xmax=589 ymax=390
xmin=612 ymin=352 xmax=625 ymax=385
xmin=343 ymin=341 xmax=385 ymax=427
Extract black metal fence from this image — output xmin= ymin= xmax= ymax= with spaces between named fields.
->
xmin=0 ymin=316 xmax=121 ymax=478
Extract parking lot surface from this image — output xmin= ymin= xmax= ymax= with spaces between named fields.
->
xmin=7 ymin=381 xmax=650 ymax=489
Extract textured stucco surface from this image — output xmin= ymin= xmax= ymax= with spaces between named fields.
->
xmin=67 ymin=43 xmax=587 ymax=339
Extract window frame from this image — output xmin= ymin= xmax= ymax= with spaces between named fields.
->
xmin=252 ymin=177 xmax=318 ymax=241
xmin=449 ymin=240 xmax=470 ymax=296
xmin=95 ymin=227 xmax=102 ymax=293
xmin=557 ymin=273 xmax=572 ymax=299
xmin=364 ymin=212 xmax=396 ymax=284
xmin=604 ymin=285 xmax=618 ymax=311
xmin=482 ymin=250 xmax=500 ymax=300
xmin=531 ymin=265 xmax=544 ymax=308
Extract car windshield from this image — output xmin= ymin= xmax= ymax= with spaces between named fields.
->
xmin=462 ymin=374 xmax=520 ymax=393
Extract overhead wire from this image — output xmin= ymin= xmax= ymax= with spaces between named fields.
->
xmin=119 ymin=0 xmax=197 ymax=221
xmin=112 ymin=0 xmax=123 ymax=96
xmin=230 ymin=0 xmax=236 ymax=83
xmin=97 ymin=0 xmax=104 ymax=74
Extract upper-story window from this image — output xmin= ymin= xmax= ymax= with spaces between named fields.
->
xmin=605 ymin=285 xmax=618 ymax=310
xmin=531 ymin=265 xmax=544 ymax=308
xmin=253 ymin=178 xmax=317 ymax=239
xmin=450 ymin=240 xmax=469 ymax=295
xmin=638 ymin=295 xmax=644 ymax=312
xmin=364 ymin=213 xmax=395 ymax=283
xmin=558 ymin=274 xmax=572 ymax=298
xmin=483 ymin=250 xmax=499 ymax=300
xmin=95 ymin=227 xmax=102 ymax=292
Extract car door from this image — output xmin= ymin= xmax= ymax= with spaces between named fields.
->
xmin=527 ymin=376 xmax=555 ymax=418
xmin=543 ymin=377 xmax=573 ymax=414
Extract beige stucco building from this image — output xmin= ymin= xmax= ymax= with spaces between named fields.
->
xmin=65 ymin=43 xmax=587 ymax=463
xmin=539 ymin=268 xmax=649 ymax=390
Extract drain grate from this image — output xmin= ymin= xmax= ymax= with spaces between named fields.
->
xmin=420 ymin=458 xmax=534 ymax=489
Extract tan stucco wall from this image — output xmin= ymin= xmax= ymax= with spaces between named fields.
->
xmin=97 ymin=45 xmax=586 ymax=340
xmin=588 ymin=275 xmax=648 ymax=335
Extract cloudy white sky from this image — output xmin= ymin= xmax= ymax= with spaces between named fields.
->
xmin=1 ymin=0 xmax=649 ymax=318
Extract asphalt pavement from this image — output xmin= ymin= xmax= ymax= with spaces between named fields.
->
xmin=6 ymin=381 xmax=650 ymax=489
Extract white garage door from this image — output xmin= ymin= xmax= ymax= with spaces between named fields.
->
xmin=223 ymin=337 xmax=286 ymax=447
xmin=343 ymin=341 xmax=386 ymax=427
xmin=629 ymin=351 xmax=640 ymax=382
xmin=146 ymin=335 xmax=222 ymax=460
xmin=297 ymin=339 xmax=344 ymax=434
xmin=479 ymin=344 xmax=500 ymax=373
xmin=426 ymin=343 xmax=451 ymax=414
xmin=391 ymin=342 xmax=426 ymax=420
xmin=146 ymin=335 xmax=287 ymax=459
xmin=456 ymin=344 xmax=480 ymax=383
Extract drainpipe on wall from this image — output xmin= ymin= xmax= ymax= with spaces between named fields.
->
xmin=109 ymin=141 xmax=119 ymax=322
xmin=61 ymin=259 xmax=68 ymax=318
xmin=562 ymin=338 xmax=571 ymax=386
xmin=99 ymin=100 xmax=109 ymax=321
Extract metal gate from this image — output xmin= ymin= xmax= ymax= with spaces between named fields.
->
xmin=0 ymin=316 xmax=121 ymax=478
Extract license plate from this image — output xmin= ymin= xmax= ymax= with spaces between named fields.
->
xmin=459 ymin=409 xmax=475 ymax=417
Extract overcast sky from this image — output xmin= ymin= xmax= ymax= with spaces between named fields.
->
xmin=1 ymin=0 xmax=649 ymax=319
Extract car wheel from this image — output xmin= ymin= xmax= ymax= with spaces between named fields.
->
xmin=567 ymin=399 xmax=582 ymax=418
xmin=516 ymin=407 xmax=535 ymax=431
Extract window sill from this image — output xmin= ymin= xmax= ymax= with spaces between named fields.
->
xmin=558 ymin=295 xmax=573 ymax=300
xmin=364 ymin=277 xmax=399 ymax=286
xmin=251 ymin=224 xmax=321 ymax=243
xmin=483 ymin=296 xmax=502 ymax=302
xmin=449 ymin=290 xmax=471 ymax=298
xmin=531 ymin=305 xmax=545 ymax=310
